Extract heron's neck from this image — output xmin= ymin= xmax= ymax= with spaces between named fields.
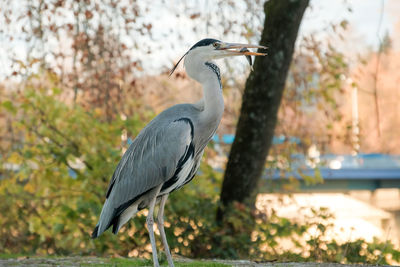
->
xmin=187 ymin=61 xmax=224 ymax=128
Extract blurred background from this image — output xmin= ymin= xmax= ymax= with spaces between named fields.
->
xmin=0 ymin=0 xmax=399 ymax=265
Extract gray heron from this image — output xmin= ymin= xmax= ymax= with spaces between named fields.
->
xmin=91 ymin=38 xmax=266 ymax=267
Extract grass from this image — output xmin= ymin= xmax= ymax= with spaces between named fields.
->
xmin=0 ymin=254 xmax=231 ymax=266
xmin=90 ymin=257 xmax=230 ymax=266
xmin=175 ymin=260 xmax=229 ymax=267
xmin=103 ymin=256 xmax=230 ymax=266
xmin=0 ymin=254 xmax=27 ymax=259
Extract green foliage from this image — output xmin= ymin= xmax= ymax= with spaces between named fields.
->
xmin=0 ymin=83 xmax=150 ymax=255
xmin=204 ymin=205 xmax=400 ymax=265
xmin=1 ymin=77 xmax=399 ymax=265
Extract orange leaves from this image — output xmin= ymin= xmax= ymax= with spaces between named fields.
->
xmin=84 ymin=10 xmax=93 ymax=19
xmin=143 ymin=23 xmax=152 ymax=31
xmin=190 ymin=13 xmax=200 ymax=19
xmin=55 ymin=0 xmax=64 ymax=8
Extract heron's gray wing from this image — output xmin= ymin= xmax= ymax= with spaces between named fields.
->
xmin=93 ymin=118 xmax=194 ymax=237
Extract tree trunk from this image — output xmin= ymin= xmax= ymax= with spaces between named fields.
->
xmin=218 ymin=0 xmax=309 ymax=220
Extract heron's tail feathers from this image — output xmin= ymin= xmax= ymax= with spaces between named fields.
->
xmin=91 ymin=225 xmax=100 ymax=239
xmin=91 ymin=220 xmax=112 ymax=238
xmin=91 ymin=199 xmax=114 ymax=238
xmin=91 ymin=221 xmax=113 ymax=239
xmin=91 ymin=203 xmax=139 ymax=238
xmin=111 ymin=203 xmax=139 ymax=235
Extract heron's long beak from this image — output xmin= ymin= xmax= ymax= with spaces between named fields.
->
xmin=216 ymin=42 xmax=267 ymax=57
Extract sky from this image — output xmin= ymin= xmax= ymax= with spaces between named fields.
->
xmin=0 ymin=0 xmax=399 ymax=79
xmin=137 ymin=0 xmax=400 ymax=75
xmin=303 ymin=0 xmax=391 ymax=45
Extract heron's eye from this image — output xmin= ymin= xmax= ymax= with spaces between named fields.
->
xmin=213 ymin=42 xmax=219 ymax=48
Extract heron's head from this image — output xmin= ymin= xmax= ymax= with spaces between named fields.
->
xmin=170 ymin=38 xmax=267 ymax=76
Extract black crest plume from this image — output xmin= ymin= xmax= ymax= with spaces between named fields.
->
xmin=169 ymin=38 xmax=221 ymax=76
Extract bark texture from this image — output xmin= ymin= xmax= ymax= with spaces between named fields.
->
xmin=218 ymin=0 xmax=310 ymax=219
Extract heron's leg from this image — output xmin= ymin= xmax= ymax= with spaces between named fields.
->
xmin=146 ymin=185 xmax=162 ymax=267
xmin=157 ymin=194 xmax=174 ymax=267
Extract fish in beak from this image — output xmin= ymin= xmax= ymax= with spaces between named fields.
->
xmin=214 ymin=42 xmax=267 ymax=70
xmin=216 ymin=42 xmax=267 ymax=56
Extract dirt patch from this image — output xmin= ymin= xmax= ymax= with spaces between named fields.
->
xmin=0 ymin=256 xmax=393 ymax=267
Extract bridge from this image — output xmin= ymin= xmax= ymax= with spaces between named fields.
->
xmin=212 ymin=134 xmax=400 ymax=192
xmin=264 ymin=154 xmax=400 ymax=192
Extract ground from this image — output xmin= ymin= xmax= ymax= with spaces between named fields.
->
xmin=0 ymin=256 xmax=394 ymax=267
